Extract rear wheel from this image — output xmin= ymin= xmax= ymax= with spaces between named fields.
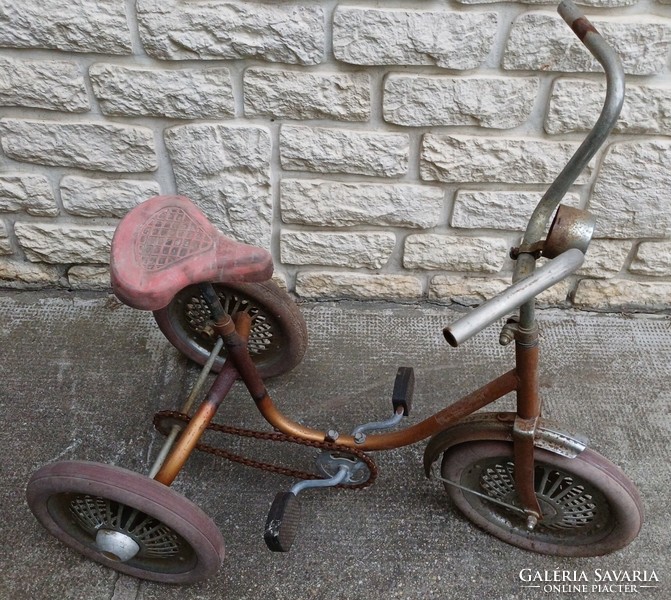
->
xmin=153 ymin=280 xmax=308 ymax=378
xmin=441 ymin=441 xmax=642 ymax=556
xmin=26 ymin=461 xmax=225 ymax=583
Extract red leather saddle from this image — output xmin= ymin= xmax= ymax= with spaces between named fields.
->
xmin=110 ymin=195 xmax=273 ymax=310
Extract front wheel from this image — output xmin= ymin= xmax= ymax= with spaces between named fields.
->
xmin=26 ymin=461 xmax=225 ymax=584
xmin=441 ymin=441 xmax=642 ymax=556
xmin=153 ymin=280 xmax=308 ymax=379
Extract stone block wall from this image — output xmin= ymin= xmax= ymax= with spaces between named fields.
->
xmin=2 ymin=0 xmax=671 ymax=311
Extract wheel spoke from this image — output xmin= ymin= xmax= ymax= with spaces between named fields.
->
xmin=114 ymin=500 xmax=126 ymax=529
xmin=544 ymin=471 xmax=566 ymax=498
xmin=536 ymin=465 xmax=551 ymax=494
xmin=125 ymin=509 xmax=147 ymax=533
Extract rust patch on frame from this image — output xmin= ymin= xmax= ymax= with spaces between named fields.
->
xmin=571 ymin=17 xmax=598 ymax=41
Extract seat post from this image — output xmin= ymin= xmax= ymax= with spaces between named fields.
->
xmin=199 ymin=283 xmax=235 ymax=335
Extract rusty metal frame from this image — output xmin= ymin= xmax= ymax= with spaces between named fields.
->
xmin=153 ymin=312 xmax=251 ymax=486
xmin=217 ymin=317 xmax=540 ymax=455
xmin=154 ymin=296 xmax=546 ymax=521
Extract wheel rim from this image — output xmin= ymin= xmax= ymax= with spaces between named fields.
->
xmin=459 ymin=456 xmax=613 ymax=546
xmin=47 ymin=492 xmax=198 ymax=574
xmin=167 ymin=284 xmax=286 ymax=366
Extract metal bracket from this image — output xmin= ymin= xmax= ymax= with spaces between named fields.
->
xmin=513 ymin=415 xmax=540 ymax=439
xmin=512 ymin=415 xmax=543 ymax=526
xmin=510 ymin=240 xmax=545 ymax=260
xmin=499 ymin=317 xmax=520 ymax=346
xmin=423 ymin=412 xmax=589 ymax=478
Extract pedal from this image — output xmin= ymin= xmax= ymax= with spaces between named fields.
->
xmin=263 ymin=465 xmax=351 ymax=552
xmin=264 ymin=492 xmax=301 ymax=552
xmin=392 ymin=367 xmax=415 ymax=416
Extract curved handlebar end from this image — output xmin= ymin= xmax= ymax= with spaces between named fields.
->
xmin=558 ymin=1 xmax=596 ymax=37
xmin=513 ymin=0 xmax=625 ymax=303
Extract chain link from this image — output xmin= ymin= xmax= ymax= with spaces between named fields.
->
xmin=153 ymin=410 xmax=379 ymax=489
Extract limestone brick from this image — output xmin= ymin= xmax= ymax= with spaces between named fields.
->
xmin=452 ymin=191 xmax=580 ymax=231
xmin=90 ymin=64 xmax=234 ymax=118
xmin=504 ymin=12 xmax=671 ymax=75
xmin=579 ymin=240 xmax=632 ymax=277
xmin=404 ymin=235 xmax=508 ymax=272
xmin=164 ymin=123 xmax=272 ymax=247
xmin=333 ymin=7 xmax=497 ymax=70
xmin=15 ymin=223 xmax=115 ymax=264
xmin=281 ymin=126 xmax=409 ymax=177
xmin=67 ymin=266 xmax=111 ymax=290
xmin=384 ymin=75 xmax=538 ymax=129
xmin=0 ymin=258 xmax=62 ymax=287
xmin=629 ymin=242 xmax=671 ymax=276
xmin=547 ymin=78 xmax=671 ymax=136
xmin=574 ymin=279 xmax=671 ymax=310
xmin=0 ymin=0 xmax=132 ymax=54
xmin=60 ymin=177 xmax=161 ymax=218
xmin=590 ymin=141 xmax=671 ymax=239
xmin=281 ymin=232 xmax=396 ymax=269
xmin=0 ymin=119 xmax=157 ymax=173
xmin=280 ymin=180 xmax=443 ymax=229
xmin=245 ymin=69 xmax=369 ymax=121
xmin=137 ymin=0 xmax=324 ymax=64
xmin=0 ymin=57 xmax=89 ymax=112
xmin=421 ymin=135 xmax=590 ymax=184
xmin=0 ymin=220 xmax=11 ymax=255
xmin=0 ymin=175 xmax=58 ymax=217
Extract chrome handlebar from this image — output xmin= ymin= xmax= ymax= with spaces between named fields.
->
xmin=444 ymin=1 xmax=624 ymax=346
xmin=444 ymin=249 xmax=585 ymax=347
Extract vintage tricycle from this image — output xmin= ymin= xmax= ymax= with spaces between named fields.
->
xmin=26 ymin=0 xmax=643 ymax=584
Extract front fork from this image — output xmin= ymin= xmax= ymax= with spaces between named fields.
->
xmin=504 ymin=317 xmax=544 ymax=528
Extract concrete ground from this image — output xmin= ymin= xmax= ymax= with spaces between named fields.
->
xmin=1 ymin=290 xmax=669 ymax=600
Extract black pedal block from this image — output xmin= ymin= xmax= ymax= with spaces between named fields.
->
xmin=392 ymin=367 xmax=415 ymax=416
xmin=264 ymin=492 xmax=302 ymax=552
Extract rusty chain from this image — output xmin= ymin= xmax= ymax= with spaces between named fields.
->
xmin=153 ymin=410 xmax=379 ymax=490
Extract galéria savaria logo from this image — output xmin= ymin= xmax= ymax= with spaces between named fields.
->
xmin=519 ymin=569 xmax=660 ymax=594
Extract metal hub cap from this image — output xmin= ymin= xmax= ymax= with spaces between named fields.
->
xmin=315 ymin=451 xmax=371 ymax=485
xmin=95 ymin=529 xmax=140 ymax=562
xmin=69 ymin=495 xmax=183 ymax=560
